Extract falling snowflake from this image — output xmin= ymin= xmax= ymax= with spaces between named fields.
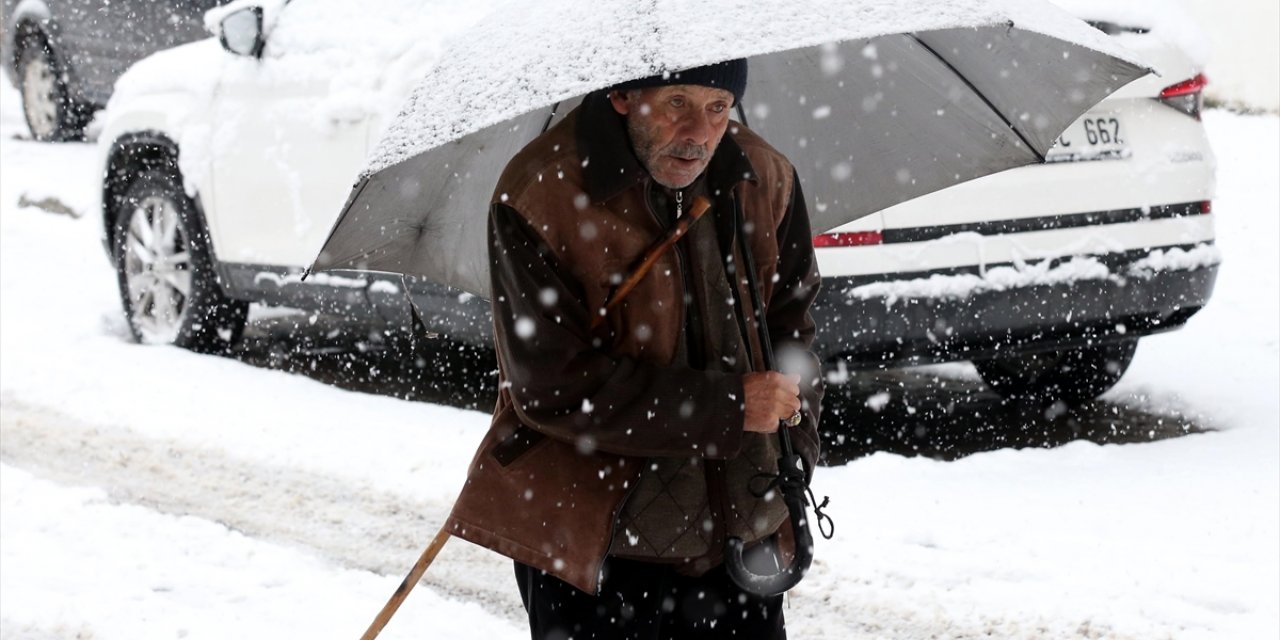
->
xmin=514 ymin=316 xmax=535 ymax=339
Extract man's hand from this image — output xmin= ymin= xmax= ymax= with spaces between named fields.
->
xmin=742 ymin=372 xmax=802 ymax=433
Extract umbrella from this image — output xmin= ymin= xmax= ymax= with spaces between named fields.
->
xmin=308 ymin=0 xmax=1148 ymax=299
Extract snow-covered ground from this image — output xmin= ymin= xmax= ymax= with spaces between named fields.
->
xmin=1 ymin=84 xmax=1277 ymax=640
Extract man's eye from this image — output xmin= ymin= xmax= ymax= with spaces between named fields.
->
xmin=669 ymin=97 xmax=685 ymax=108
xmin=711 ymin=104 xmax=727 ymax=113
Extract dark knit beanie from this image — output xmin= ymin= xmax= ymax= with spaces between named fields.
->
xmin=612 ymin=59 xmax=748 ymax=104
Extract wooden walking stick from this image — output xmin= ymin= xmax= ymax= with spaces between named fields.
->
xmin=359 ymin=524 xmax=451 ymax=640
xmin=361 ymin=196 xmax=710 ymax=639
xmin=591 ymin=195 xmax=712 ymax=330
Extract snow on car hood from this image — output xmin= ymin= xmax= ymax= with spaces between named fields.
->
xmin=227 ymin=0 xmax=498 ymax=129
xmin=109 ymin=39 xmax=225 ymax=110
xmin=363 ymin=0 xmax=1145 ymax=176
xmin=105 ymin=0 xmax=502 ymax=193
xmin=114 ymin=0 xmax=499 ymax=126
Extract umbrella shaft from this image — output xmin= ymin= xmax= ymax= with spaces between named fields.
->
xmin=732 ymin=199 xmax=797 ymax=458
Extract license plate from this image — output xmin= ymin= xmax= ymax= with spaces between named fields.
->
xmin=1046 ymin=114 xmax=1130 ymax=163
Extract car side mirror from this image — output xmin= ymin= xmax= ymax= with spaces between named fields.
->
xmin=219 ymin=6 xmax=265 ymax=58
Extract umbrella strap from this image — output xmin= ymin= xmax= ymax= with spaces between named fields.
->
xmin=748 ymin=468 xmax=835 ymax=540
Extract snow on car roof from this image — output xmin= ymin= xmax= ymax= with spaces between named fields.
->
xmin=108 ymin=0 xmax=503 ymax=189
xmin=1049 ymin=0 xmax=1210 ymax=66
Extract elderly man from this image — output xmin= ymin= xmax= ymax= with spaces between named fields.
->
xmin=444 ymin=59 xmax=823 ymax=639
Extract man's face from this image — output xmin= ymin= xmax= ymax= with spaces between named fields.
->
xmin=609 ymin=84 xmax=735 ymax=189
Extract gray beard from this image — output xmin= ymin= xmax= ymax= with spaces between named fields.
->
xmin=625 ymin=116 xmax=708 ymax=189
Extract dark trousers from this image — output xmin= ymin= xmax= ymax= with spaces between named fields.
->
xmin=514 ymin=557 xmax=785 ymax=640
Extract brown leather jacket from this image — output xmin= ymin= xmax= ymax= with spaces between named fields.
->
xmin=445 ymin=91 xmax=823 ymax=594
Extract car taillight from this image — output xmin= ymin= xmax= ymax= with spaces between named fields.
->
xmin=812 ymin=231 xmax=883 ymax=247
xmin=1199 ymin=200 xmax=1212 ymax=214
xmin=1159 ymin=73 xmax=1208 ymax=120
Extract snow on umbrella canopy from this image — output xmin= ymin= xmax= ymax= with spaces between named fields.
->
xmin=309 ymin=0 xmax=1148 ymax=298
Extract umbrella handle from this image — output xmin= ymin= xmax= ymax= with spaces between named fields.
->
xmin=723 ymin=453 xmax=813 ymax=597
xmin=721 ymin=194 xmax=822 ymax=596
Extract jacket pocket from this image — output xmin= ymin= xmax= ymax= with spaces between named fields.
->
xmin=491 ymin=424 xmax=547 ymax=467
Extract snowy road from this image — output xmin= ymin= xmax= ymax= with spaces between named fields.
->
xmin=1 ymin=77 xmax=1277 ymax=640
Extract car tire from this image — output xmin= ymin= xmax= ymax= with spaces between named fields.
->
xmin=17 ymin=36 xmax=91 ymax=142
xmin=112 ymin=170 xmax=249 ymax=352
xmin=973 ymin=339 xmax=1138 ymax=404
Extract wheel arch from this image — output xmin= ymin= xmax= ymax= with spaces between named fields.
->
xmin=108 ymin=161 xmax=250 ymax=351
xmin=101 ymin=132 xmax=220 ymax=268
xmin=7 ymin=1 xmax=58 ymax=84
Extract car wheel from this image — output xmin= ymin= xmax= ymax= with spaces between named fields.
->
xmin=112 ymin=170 xmax=248 ymax=352
xmin=17 ymin=37 xmax=90 ymax=141
xmin=973 ymin=339 xmax=1138 ymax=404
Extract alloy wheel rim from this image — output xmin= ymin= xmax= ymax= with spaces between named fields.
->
xmin=123 ymin=195 xmax=194 ymax=344
xmin=21 ymin=54 xmax=59 ymax=139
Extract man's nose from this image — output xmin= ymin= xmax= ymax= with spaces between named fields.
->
xmin=677 ymin=110 xmax=715 ymax=145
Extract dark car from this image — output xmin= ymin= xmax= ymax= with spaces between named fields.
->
xmin=2 ymin=0 xmax=226 ymax=141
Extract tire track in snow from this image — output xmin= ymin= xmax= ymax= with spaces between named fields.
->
xmin=0 ymin=397 xmax=1151 ymax=639
xmin=0 ymin=397 xmax=525 ymax=628
xmin=0 ymin=618 xmax=93 ymax=640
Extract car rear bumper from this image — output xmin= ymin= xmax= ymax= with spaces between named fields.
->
xmin=811 ymin=245 xmax=1219 ymax=368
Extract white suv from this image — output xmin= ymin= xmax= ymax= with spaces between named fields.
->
xmin=97 ymin=0 xmax=1216 ymax=403
xmin=811 ymin=16 xmax=1216 ymax=402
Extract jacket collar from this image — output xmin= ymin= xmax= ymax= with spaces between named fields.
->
xmin=575 ymin=90 xmax=758 ymax=204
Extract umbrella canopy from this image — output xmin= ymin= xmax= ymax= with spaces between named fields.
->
xmin=310 ymin=0 xmax=1148 ymax=298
